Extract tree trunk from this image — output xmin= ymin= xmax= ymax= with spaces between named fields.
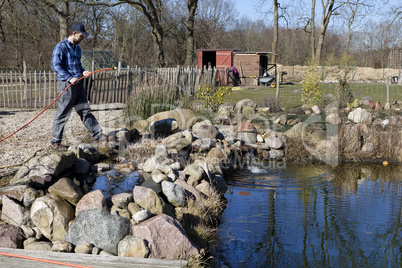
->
xmin=310 ymin=0 xmax=316 ymax=63
xmin=59 ymin=1 xmax=69 ymax=40
xmin=185 ymin=0 xmax=198 ymax=66
xmin=271 ymin=0 xmax=278 ymax=64
xmin=315 ymin=0 xmax=336 ymax=65
xmin=142 ymin=0 xmax=165 ymax=67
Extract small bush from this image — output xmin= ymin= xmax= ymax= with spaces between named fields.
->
xmin=262 ymin=95 xmax=282 ymax=113
xmin=302 ymin=65 xmax=323 ymax=107
xmin=196 ymin=84 xmax=232 ymax=112
xmin=335 ymin=53 xmax=355 ymax=107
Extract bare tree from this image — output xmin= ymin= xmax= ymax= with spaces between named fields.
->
xmin=81 ymin=0 xmax=166 ymax=67
xmin=195 ymin=0 xmax=234 ymax=49
xmin=38 ymin=0 xmax=70 ymax=41
xmin=184 ymin=0 xmax=198 ymax=66
xmin=342 ymin=0 xmax=374 ymax=52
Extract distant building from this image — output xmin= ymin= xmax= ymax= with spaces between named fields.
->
xmin=197 ymin=49 xmax=276 ymax=86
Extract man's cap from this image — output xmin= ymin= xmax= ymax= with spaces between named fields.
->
xmin=71 ymin=22 xmax=89 ymax=36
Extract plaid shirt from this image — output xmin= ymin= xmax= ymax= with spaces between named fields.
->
xmin=51 ymin=38 xmax=85 ymax=81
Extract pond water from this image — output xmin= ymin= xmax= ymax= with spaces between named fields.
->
xmin=89 ymin=169 xmax=142 ymax=198
xmin=212 ymin=163 xmax=402 ymax=268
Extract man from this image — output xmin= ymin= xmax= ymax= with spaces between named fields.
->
xmin=51 ymin=22 xmax=106 ymax=151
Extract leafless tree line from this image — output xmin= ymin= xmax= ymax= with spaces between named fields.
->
xmin=0 ymin=0 xmax=400 ymax=71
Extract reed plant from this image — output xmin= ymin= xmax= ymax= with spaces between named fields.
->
xmin=125 ymin=80 xmax=199 ymax=127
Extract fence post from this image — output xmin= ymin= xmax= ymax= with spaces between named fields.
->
xmin=276 ymin=66 xmax=280 ymax=104
xmin=23 ymin=61 xmax=27 ymax=101
xmin=386 ymin=77 xmax=390 ymax=104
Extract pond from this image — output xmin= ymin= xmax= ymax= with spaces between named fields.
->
xmin=212 ymin=163 xmax=402 ymax=268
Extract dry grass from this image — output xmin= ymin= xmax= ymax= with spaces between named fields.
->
xmin=175 ymin=191 xmax=227 ymax=267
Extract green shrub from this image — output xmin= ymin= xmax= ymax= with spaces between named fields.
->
xmin=335 ymin=53 xmax=355 ymax=107
xmin=196 ymin=84 xmax=232 ymax=112
xmin=302 ymin=65 xmax=323 ymax=107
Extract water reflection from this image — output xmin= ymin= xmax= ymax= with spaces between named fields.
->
xmin=89 ymin=169 xmax=142 ymax=198
xmin=213 ymin=164 xmax=402 ymax=268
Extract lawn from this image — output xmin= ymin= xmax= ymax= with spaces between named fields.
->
xmin=224 ymin=83 xmax=402 ymax=109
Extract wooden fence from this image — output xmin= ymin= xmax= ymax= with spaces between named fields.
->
xmin=0 ymin=66 xmax=235 ymax=108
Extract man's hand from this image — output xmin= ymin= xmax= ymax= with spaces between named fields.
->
xmin=69 ymin=77 xmax=79 ymax=85
xmin=83 ymin=71 xmax=91 ymax=77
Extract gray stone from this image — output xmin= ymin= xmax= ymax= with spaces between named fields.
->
xmin=151 ymin=169 xmax=168 ymax=184
xmin=133 ymin=209 xmax=152 ymax=224
xmin=75 ymin=242 xmax=94 ymax=254
xmin=265 ymin=137 xmax=284 ymax=149
xmin=155 ymin=144 xmax=169 ymax=158
xmin=23 ymin=188 xmax=38 ymax=207
xmin=0 ymin=185 xmax=27 ymax=203
xmin=161 ymin=181 xmax=185 ymax=207
xmin=48 ymin=177 xmax=84 ymax=206
xmin=51 ymin=240 xmax=73 ymax=252
xmin=234 ymin=99 xmax=258 ymax=113
xmin=111 ymin=193 xmax=133 ymax=209
xmin=10 ymin=152 xmax=77 ymax=185
xmin=74 ymin=158 xmax=91 ymax=174
xmin=183 ymin=163 xmax=204 ymax=181
xmin=118 ymin=235 xmax=150 ymax=258
xmin=63 ymin=209 xmax=131 ymax=255
xmin=133 ymin=186 xmax=174 ymax=216
xmin=348 ymin=107 xmax=373 ymax=125
xmin=24 ymin=241 xmax=52 ymax=251
xmin=1 ymin=195 xmax=29 ymax=226
xmin=143 ymin=156 xmax=163 ymax=173
xmin=237 ymin=132 xmax=257 ymax=144
xmin=193 ymin=125 xmax=219 ymax=139
xmin=269 ymin=149 xmax=285 ymax=159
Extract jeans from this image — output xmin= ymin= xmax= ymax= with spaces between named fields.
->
xmin=51 ymin=80 xmax=102 ymax=144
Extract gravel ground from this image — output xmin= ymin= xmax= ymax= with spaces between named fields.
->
xmin=0 ymin=107 xmax=125 ymax=168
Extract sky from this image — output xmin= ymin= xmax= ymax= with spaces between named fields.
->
xmin=233 ymin=0 xmax=401 ymax=24
xmin=234 ymin=0 xmax=262 ymax=20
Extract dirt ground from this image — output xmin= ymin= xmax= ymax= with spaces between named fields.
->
xmin=280 ymin=65 xmax=401 ymax=83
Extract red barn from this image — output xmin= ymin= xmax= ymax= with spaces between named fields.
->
xmin=197 ymin=49 xmax=276 ymax=86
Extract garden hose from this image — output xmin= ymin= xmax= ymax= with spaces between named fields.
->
xmin=0 ymin=67 xmax=116 ymax=143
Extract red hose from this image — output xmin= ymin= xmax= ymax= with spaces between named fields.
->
xmin=0 ymin=67 xmax=115 ymax=143
xmin=0 ymin=251 xmax=93 ymax=267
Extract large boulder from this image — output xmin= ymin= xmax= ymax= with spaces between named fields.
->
xmin=131 ymin=214 xmax=199 ymax=260
xmin=63 ymin=209 xmax=131 ymax=255
xmin=147 ymin=108 xmax=197 ymax=130
xmin=10 ymin=151 xmax=77 ymax=185
xmin=234 ymin=99 xmax=258 ymax=113
xmin=30 ymin=194 xmax=75 ymax=241
xmin=348 ymin=108 xmax=373 ymax=125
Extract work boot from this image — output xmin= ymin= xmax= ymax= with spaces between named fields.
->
xmin=51 ymin=142 xmax=68 ymax=151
